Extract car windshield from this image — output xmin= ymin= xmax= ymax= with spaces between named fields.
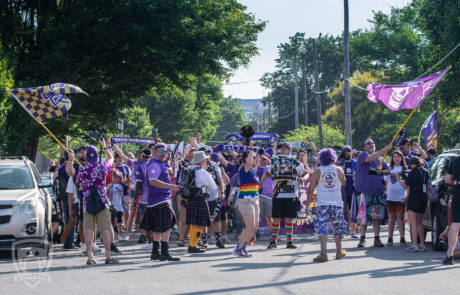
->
xmin=0 ymin=165 xmax=35 ymax=189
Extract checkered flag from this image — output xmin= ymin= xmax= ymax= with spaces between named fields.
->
xmin=8 ymin=83 xmax=87 ymax=122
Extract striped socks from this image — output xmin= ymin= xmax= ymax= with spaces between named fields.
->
xmin=271 ymin=223 xmax=280 ymax=242
xmin=286 ymin=222 xmax=294 ymax=242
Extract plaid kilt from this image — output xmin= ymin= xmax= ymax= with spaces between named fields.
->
xmin=140 ymin=202 xmax=176 ymax=233
xmin=186 ymin=197 xmax=211 ymax=227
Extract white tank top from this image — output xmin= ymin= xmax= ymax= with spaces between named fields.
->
xmin=316 ymin=165 xmax=343 ymax=207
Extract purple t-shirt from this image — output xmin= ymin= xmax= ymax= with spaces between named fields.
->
xmin=355 ymin=151 xmax=389 ymax=195
xmin=146 ymin=158 xmax=172 ymax=207
xmin=127 ymin=159 xmax=137 ymax=191
xmin=257 ymin=166 xmax=274 ymax=198
xmin=76 ymin=161 xmax=111 ymax=211
xmin=226 ymin=163 xmax=239 ymax=181
xmin=136 ymin=158 xmax=150 ymax=204
xmin=58 ymin=164 xmax=69 ymax=183
xmin=230 ymin=172 xmax=239 ymax=188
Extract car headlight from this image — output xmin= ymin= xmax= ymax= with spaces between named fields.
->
xmin=17 ymin=198 xmax=37 ymax=214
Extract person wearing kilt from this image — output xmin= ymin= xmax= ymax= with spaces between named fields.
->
xmin=187 ymin=151 xmax=218 ymax=253
xmin=141 ymin=143 xmax=181 ymax=261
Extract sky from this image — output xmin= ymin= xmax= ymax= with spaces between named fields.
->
xmin=222 ymin=0 xmax=409 ymax=99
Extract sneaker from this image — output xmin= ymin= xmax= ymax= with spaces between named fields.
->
xmin=241 ymin=247 xmax=252 ymax=257
xmin=111 ymin=244 xmax=121 ymax=254
xmin=105 ymin=258 xmax=120 ymax=264
xmin=387 ymin=237 xmax=393 ymax=247
xmin=176 ymin=240 xmax=186 ymax=247
xmin=248 ymin=237 xmax=256 ymax=245
xmin=118 ymin=235 xmax=123 ymax=241
xmin=357 ymin=237 xmax=366 ymax=248
xmin=138 ymin=234 xmax=146 ymax=244
xmin=81 ymin=244 xmax=87 ymax=254
xmin=267 ymin=240 xmax=277 ymax=249
xmin=124 ymin=235 xmax=129 ymax=241
xmin=63 ymin=246 xmax=76 ymax=251
xmin=188 ymin=246 xmax=206 ymax=253
xmin=405 ymin=245 xmax=419 ymax=252
xmin=350 ymin=233 xmax=358 ymax=239
xmin=141 ymin=243 xmax=153 ymax=250
xmin=223 ymin=236 xmax=231 ymax=244
xmin=208 ymin=237 xmax=215 ymax=245
xmin=400 ymin=237 xmax=407 ymax=246
xmin=93 ymin=243 xmax=102 ymax=252
xmin=374 ymin=238 xmax=384 ymax=248
xmin=442 ymin=256 xmax=454 ymax=265
xmin=286 ymin=241 xmax=297 ymax=249
xmin=232 ymin=247 xmax=250 ymax=258
xmin=216 ymin=240 xmax=225 ymax=249
xmin=418 ymin=245 xmax=427 ymax=252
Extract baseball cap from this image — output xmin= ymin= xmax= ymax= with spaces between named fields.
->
xmin=278 ymin=142 xmax=292 ymax=149
xmin=86 ymin=145 xmax=98 ymax=163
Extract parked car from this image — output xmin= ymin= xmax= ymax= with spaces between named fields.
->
xmin=0 ymin=156 xmax=53 ymax=256
xmin=423 ymin=149 xmax=460 ymax=251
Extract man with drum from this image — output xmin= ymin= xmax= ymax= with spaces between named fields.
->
xmin=261 ymin=142 xmax=308 ymax=249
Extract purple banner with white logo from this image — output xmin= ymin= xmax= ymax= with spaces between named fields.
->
xmin=423 ymin=112 xmax=438 ymax=150
xmin=367 ymin=68 xmax=449 ymax=111
xmin=225 ymin=132 xmax=280 ymax=142
xmin=213 ymin=144 xmax=273 ymax=156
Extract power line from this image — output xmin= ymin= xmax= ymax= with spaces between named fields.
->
xmin=222 ymin=80 xmax=260 ymax=85
xmin=416 ymin=42 xmax=460 ymax=79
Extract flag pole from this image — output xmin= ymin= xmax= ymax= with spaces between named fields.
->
xmin=6 ymin=89 xmax=82 ymax=168
xmin=378 ymin=107 xmax=418 ymax=169
xmin=38 ymin=122 xmax=83 ymax=168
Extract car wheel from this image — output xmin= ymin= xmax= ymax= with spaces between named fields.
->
xmin=432 ymin=212 xmax=444 ymax=251
xmin=32 ymin=214 xmax=53 ymax=257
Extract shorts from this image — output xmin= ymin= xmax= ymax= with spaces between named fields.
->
xmin=364 ymin=193 xmax=386 ymax=222
xmin=407 ymin=193 xmax=428 ymax=214
xmin=259 ymin=196 xmax=273 ymax=218
xmin=83 ymin=207 xmax=112 ymax=231
xmin=176 ymin=194 xmax=187 ymax=222
xmin=236 ymin=199 xmax=260 ymax=216
xmin=314 ymin=205 xmax=346 ymax=238
xmin=141 ymin=203 xmax=176 ymax=233
xmin=129 ymin=190 xmax=135 ymax=199
xmin=138 ymin=203 xmax=147 ymax=223
xmin=451 ymin=194 xmax=460 ymax=223
xmin=272 ymin=197 xmax=298 ymax=219
xmin=387 ymin=200 xmax=405 ymax=214
xmin=208 ymin=199 xmax=222 ymax=222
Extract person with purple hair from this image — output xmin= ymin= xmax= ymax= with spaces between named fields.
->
xmin=307 ymin=148 xmax=347 ymax=262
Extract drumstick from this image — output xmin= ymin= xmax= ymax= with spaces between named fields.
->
xmin=60 ymin=217 xmax=76 ymax=243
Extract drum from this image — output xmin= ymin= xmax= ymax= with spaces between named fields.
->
xmin=270 ymin=155 xmax=297 ymax=180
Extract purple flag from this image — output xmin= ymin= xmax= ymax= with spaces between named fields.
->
xmin=367 ymin=68 xmax=449 ymax=111
xmin=422 ymin=112 xmax=438 ymax=150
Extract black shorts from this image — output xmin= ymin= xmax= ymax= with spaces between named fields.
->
xmin=407 ymin=193 xmax=428 ymax=214
xmin=141 ymin=203 xmax=176 ymax=233
xmin=208 ymin=199 xmax=222 ymax=222
xmin=272 ymin=197 xmax=298 ymax=219
xmin=452 ymin=194 xmax=460 ymax=223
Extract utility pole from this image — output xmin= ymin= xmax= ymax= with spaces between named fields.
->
xmin=344 ymin=0 xmax=352 ymax=147
xmin=313 ymin=39 xmax=323 ymax=149
xmin=294 ymin=55 xmax=299 ymax=129
xmin=268 ymin=93 xmax=271 ymax=127
xmin=301 ymin=53 xmax=308 ymax=126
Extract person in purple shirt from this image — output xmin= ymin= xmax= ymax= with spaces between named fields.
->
xmin=257 ymin=153 xmax=274 ymax=233
xmin=141 ymin=143 xmax=181 ymax=262
xmin=75 ymin=140 xmax=118 ymax=265
xmin=355 ymin=139 xmax=391 ymax=248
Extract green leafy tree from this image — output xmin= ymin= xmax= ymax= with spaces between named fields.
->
xmin=0 ymin=46 xmax=14 ymax=153
xmin=119 ymin=105 xmax=153 ymax=155
xmin=211 ymin=96 xmax=246 ymax=143
xmin=282 ymin=124 xmax=345 ymax=148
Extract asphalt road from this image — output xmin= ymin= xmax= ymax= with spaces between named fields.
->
xmin=0 ymin=228 xmax=458 ymax=295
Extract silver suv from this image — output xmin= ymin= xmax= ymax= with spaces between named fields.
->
xmin=0 ymin=156 xmax=53 ymax=256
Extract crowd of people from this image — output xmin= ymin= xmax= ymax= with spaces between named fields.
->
xmin=48 ymin=131 xmax=460 ymax=265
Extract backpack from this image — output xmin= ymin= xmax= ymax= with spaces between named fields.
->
xmin=86 ymin=185 xmax=106 ymax=214
xmin=179 ymin=166 xmax=203 ymax=200
xmin=55 ymin=172 xmax=68 ymax=201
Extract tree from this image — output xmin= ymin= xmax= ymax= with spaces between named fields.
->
xmin=119 ymin=105 xmax=154 ymax=155
xmin=0 ymin=45 xmax=14 ymax=154
xmin=282 ymin=124 xmax=345 ymax=148
xmin=0 ymin=0 xmax=266 ymax=159
xmin=211 ymin=96 xmax=246 ymax=143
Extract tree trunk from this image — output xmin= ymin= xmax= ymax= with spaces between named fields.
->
xmin=21 ymin=136 xmax=39 ymax=162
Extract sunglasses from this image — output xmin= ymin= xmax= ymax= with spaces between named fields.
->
xmin=365 ymin=141 xmax=374 ymax=145
xmin=157 ymin=149 xmax=168 ymax=154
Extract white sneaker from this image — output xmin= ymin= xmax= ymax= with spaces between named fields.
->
xmin=118 ymin=235 xmax=123 ymax=241
xmin=124 ymin=235 xmax=129 ymax=241
xmin=141 ymin=242 xmax=152 ymax=250
xmin=93 ymin=243 xmax=102 ymax=252
xmin=81 ymin=244 xmax=87 ymax=254
xmin=208 ymin=237 xmax=215 ymax=245
xmin=223 ymin=236 xmax=231 ymax=244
